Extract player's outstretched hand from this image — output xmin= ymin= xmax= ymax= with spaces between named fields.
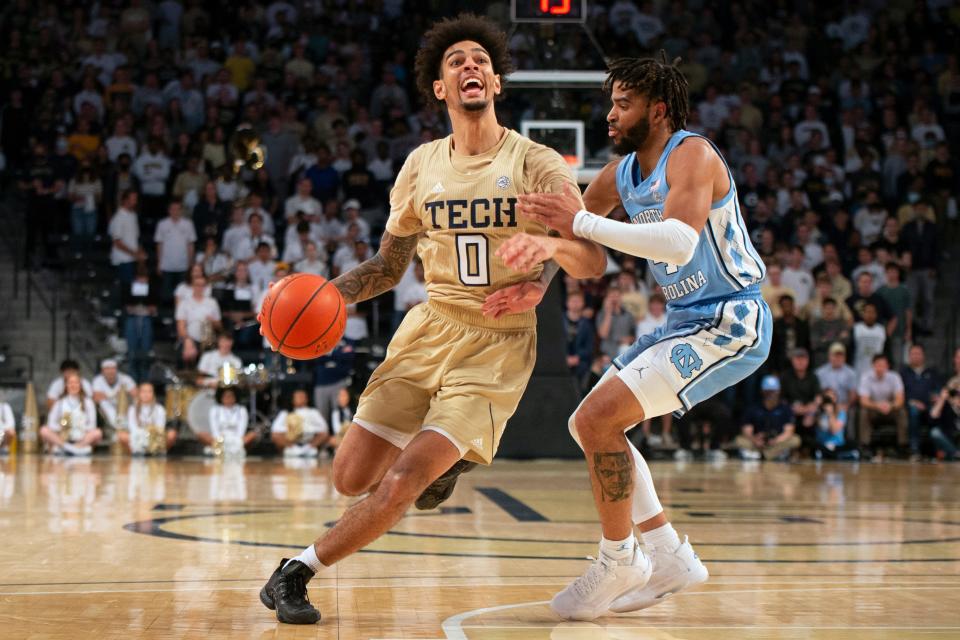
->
xmin=517 ymin=183 xmax=581 ymax=239
xmin=496 ymin=233 xmax=557 ymax=273
xmin=482 ymin=281 xmax=547 ymax=319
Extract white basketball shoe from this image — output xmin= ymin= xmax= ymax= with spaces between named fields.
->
xmin=551 ymin=543 xmax=651 ymax=621
xmin=608 ymin=536 xmax=708 ymax=613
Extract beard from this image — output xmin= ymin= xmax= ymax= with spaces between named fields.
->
xmin=611 ymin=117 xmax=651 ymax=155
xmin=461 ymin=97 xmax=489 ymax=112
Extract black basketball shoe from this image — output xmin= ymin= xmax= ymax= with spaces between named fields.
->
xmin=260 ymin=558 xmax=321 ymax=624
xmin=415 ymin=459 xmax=477 ymax=510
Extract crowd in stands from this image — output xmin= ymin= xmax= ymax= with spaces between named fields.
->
xmin=0 ymin=2 xmax=958 ymax=460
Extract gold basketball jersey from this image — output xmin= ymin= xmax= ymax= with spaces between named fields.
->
xmin=386 ymin=129 xmax=578 ymax=325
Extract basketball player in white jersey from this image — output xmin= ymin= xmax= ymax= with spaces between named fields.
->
xmin=502 ymin=55 xmax=770 ymax=620
xmin=258 ymin=14 xmax=606 ymax=624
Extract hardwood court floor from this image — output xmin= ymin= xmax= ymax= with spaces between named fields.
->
xmin=0 ymin=456 xmax=958 ymax=639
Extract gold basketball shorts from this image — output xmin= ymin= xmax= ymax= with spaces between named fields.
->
xmin=354 ymin=299 xmax=537 ymax=464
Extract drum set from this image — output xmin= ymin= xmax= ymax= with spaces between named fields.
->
xmin=160 ymin=361 xmax=280 ymax=441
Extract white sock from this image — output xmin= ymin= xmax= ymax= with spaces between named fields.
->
xmin=285 ymin=544 xmax=325 ymax=573
xmin=600 ymin=533 xmax=636 ymax=563
xmin=641 ymin=523 xmax=681 ymax=553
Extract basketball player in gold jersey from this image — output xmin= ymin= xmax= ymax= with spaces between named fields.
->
xmin=259 ymin=14 xmax=606 ymax=624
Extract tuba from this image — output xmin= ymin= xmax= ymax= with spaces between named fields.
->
xmin=286 ymin=412 xmax=304 ymax=444
xmin=231 ymin=126 xmax=266 ymax=175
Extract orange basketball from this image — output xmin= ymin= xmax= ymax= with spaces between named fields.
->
xmin=259 ymin=273 xmax=346 ymax=360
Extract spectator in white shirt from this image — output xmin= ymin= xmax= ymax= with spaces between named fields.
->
xmin=118 ymin=382 xmax=177 ymax=455
xmin=295 ymin=240 xmax=329 ymax=278
xmin=852 ymin=303 xmax=887 ymax=376
xmin=155 ymin=200 xmax=198 ymax=302
xmin=793 ymin=105 xmax=831 ymax=148
xmin=91 ymin=359 xmax=136 ymax=430
xmin=244 ymin=191 xmax=274 ymax=235
xmin=697 ymin=85 xmax=730 ymax=131
xmin=332 ymin=226 xmax=373 ymax=277
xmin=41 ymin=373 xmax=101 ymax=456
xmin=284 ymin=178 xmax=322 ymax=223
xmin=163 ymin=70 xmax=205 ymax=132
xmin=248 ymin=242 xmax=278 ymax=293
xmin=316 ymin=199 xmax=346 ymax=246
xmin=282 ymin=221 xmax=314 ymax=265
xmin=73 ymin=75 xmax=105 ymax=121
xmin=271 ymin=389 xmax=330 ymax=457
xmin=197 ymin=236 xmax=234 ymax=283
xmin=133 ymin=137 xmax=172 ymax=229
xmin=635 ymin=292 xmax=667 ymax=338
xmin=176 ymin=274 xmax=222 ymax=365
xmin=341 ymin=198 xmax=370 ymax=240
xmin=245 ymin=212 xmax=277 ymax=259
xmin=853 ymin=191 xmax=888 ymax=246
xmin=222 ymin=205 xmax=252 ymax=262
xmin=781 ymin=246 xmax=814 ymax=308
xmin=46 ymin=360 xmax=95 ymax=412
xmin=0 ymin=398 xmax=14 ymax=453
xmin=82 ymin=38 xmax=126 ymax=88
xmin=197 ymin=333 xmax=244 ymax=388
xmin=392 ymin=259 xmax=428 ymax=325
xmin=108 ymin=190 xmax=144 ymax=283
xmin=104 ymin=118 xmax=138 ymax=162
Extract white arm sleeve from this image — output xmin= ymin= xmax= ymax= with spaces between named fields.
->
xmin=573 ymin=211 xmax=700 ymax=265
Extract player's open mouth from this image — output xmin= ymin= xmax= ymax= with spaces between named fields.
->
xmin=460 ymin=77 xmax=484 ymax=98
xmin=608 ymin=126 xmax=619 ymax=138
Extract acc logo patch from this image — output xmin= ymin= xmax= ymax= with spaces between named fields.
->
xmin=496 ymin=175 xmax=511 ymax=189
xmin=670 ymin=343 xmax=703 ymax=379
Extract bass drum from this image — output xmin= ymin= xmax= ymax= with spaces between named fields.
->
xmin=187 ymin=389 xmax=217 ymax=435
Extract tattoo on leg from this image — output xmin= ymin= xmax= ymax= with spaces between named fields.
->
xmin=593 ymin=451 xmax=633 ymax=502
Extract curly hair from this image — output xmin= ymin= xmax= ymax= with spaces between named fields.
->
xmin=414 ymin=13 xmax=513 ymax=110
xmin=603 ymin=52 xmax=689 ymax=132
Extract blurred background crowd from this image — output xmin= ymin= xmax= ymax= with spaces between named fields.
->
xmin=0 ymin=0 xmax=958 ymax=461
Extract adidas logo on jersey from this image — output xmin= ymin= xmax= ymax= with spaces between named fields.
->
xmin=431 ymin=182 xmax=445 ymax=194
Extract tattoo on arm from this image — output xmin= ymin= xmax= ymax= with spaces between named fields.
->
xmin=592 ymin=451 xmax=633 ymax=502
xmin=331 ymin=231 xmax=418 ymax=304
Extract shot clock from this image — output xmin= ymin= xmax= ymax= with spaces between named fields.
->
xmin=511 ymin=0 xmax=587 ymax=23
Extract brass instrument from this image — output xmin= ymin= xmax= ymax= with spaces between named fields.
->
xmin=218 ymin=362 xmax=240 ymax=387
xmin=212 ymin=436 xmax=225 ymax=457
xmin=146 ymin=423 xmax=166 ymax=455
xmin=286 ymin=412 xmax=304 ymax=444
xmin=231 ymin=126 xmax=266 ymax=175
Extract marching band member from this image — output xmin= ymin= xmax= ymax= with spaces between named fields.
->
xmin=200 ymin=388 xmax=256 ymax=457
xmin=118 ymin=383 xmax=177 ymax=455
xmin=271 ymin=389 xmax=329 ymax=457
xmin=41 ymin=373 xmax=101 ymax=456
xmin=91 ymin=359 xmax=136 ymax=430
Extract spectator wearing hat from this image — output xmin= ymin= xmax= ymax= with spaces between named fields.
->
xmin=341 ymin=199 xmax=370 ymax=240
xmin=816 ymin=343 xmax=859 ymax=412
xmin=91 ymin=359 xmax=136 ymax=430
xmin=858 ymin=353 xmax=909 ymax=458
xmin=736 ymin=375 xmax=801 ymax=461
